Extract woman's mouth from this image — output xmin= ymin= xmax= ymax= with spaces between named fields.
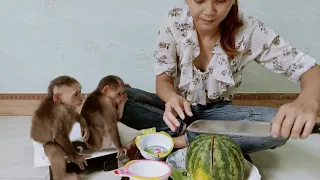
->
xmin=202 ymin=19 xmax=215 ymax=24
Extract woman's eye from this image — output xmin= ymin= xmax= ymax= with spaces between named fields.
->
xmin=194 ymin=0 xmax=204 ymax=4
xmin=216 ymin=0 xmax=226 ymax=3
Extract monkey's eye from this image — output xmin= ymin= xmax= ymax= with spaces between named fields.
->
xmin=74 ymin=93 xmax=78 ymax=96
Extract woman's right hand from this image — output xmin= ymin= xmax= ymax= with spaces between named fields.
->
xmin=163 ymin=95 xmax=193 ymax=132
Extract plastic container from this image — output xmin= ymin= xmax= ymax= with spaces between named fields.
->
xmin=114 ymin=159 xmax=172 ymax=180
xmin=135 ymin=131 xmax=174 ymax=161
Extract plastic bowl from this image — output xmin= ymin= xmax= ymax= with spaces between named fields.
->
xmin=135 ymin=132 xmax=174 ymax=161
xmin=114 ymin=159 xmax=172 ymax=180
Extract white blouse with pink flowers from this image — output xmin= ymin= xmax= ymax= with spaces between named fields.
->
xmin=153 ymin=6 xmax=317 ymax=105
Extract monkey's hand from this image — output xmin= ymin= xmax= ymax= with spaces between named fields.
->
xmin=123 ymin=138 xmax=136 ymax=151
xmin=124 ymin=83 xmax=131 ymax=88
xmin=117 ymin=94 xmax=128 ymax=120
xmin=81 ymin=127 xmax=90 ymax=142
xmin=73 ymin=154 xmax=91 ymax=170
xmin=116 ymin=146 xmax=128 ymax=158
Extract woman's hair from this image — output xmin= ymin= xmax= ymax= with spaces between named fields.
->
xmin=220 ymin=0 xmax=243 ymax=60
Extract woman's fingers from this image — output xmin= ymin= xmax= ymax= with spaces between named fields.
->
xmin=182 ymin=99 xmax=193 ymax=117
xmin=163 ymin=95 xmax=194 ymax=132
xmin=165 ymin=104 xmax=180 ymax=127
xmin=172 ymin=101 xmax=185 ymax=120
xmin=271 ymin=108 xmax=285 ymax=138
xmin=163 ymin=113 xmax=176 ymax=132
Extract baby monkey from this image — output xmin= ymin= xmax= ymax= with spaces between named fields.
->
xmin=80 ymin=75 xmax=128 ymax=158
xmin=30 ymin=76 xmax=90 ymax=180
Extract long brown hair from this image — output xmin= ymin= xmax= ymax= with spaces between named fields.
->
xmin=220 ymin=0 xmax=243 ymax=59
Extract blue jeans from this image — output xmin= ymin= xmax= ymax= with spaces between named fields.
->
xmin=120 ymin=88 xmax=288 ymax=153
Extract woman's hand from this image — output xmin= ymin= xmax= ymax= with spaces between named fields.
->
xmin=163 ymin=95 xmax=193 ymax=132
xmin=271 ymin=98 xmax=319 ymax=139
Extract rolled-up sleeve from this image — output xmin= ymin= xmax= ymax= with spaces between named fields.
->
xmin=245 ymin=18 xmax=317 ymax=83
xmin=153 ymin=14 xmax=178 ymax=77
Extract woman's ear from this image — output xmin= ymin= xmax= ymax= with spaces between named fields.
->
xmin=53 ymin=93 xmax=61 ymax=102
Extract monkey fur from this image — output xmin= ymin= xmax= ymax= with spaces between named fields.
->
xmin=80 ymin=75 xmax=128 ymax=158
xmin=30 ymin=75 xmax=90 ymax=180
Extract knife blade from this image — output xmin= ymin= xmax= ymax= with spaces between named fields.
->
xmin=186 ymin=119 xmax=320 ymax=137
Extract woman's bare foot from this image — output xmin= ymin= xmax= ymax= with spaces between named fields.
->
xmin=173 ymin=136 xmax=188 ymax=149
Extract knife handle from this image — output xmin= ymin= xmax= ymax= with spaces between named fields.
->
xmin=312 ymin=122 xmax=320 ymax=134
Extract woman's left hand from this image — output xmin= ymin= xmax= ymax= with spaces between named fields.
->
xmin=271 ymin=98 xmax=319 ymax=139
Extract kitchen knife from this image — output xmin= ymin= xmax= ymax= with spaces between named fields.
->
xmin=186 ymin=119 xmax=320 ymax=137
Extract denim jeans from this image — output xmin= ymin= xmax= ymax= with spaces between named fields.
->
xmin=120 ymin=88 xmax=288 ymax=153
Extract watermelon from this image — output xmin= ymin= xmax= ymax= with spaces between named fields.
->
xmin=186 ymin=134 xmax=245 ymax=180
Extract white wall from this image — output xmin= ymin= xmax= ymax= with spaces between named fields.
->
xmin=0 ymin=0 xmax=319 ymax=93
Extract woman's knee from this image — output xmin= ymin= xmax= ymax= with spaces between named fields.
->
xmin=253 ymin=136 xmax=288 ymax=153
xmin=125 ymin=88 xmax=164 ymax=110
xmin=262 ymin=107 xmax=278 ymax=120
xmin=125 ymin=87 xmax=145 ymax=98
xmin=125 ymin=87 xmax=153 ymax=101
xmin=233 ymin=135 xmax=288 ymax=153
xmin=248 ymin=106 xmax=279 ymax=123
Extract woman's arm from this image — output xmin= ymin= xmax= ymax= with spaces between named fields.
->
xmin=153 ymin=11 xmax=180 ymax=103
xmin=156 ymin=72 xmax=193 ymax=131
xmin=156 ymin=74 xmax=178 ymax=103
xmin=153 ymin=10 xmax=193 ymax=130
xmin=244 ymin=17 xmax=318 ymax=139
xmin=298 ymin=65 xmax=320 ymax=103
xmin=271 ymin=65 xmax=320 ymax=139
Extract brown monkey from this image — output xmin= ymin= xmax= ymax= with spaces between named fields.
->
xmin=80 ymin=75 xmax=128 ymax=158
xmin=30 ymin=75 xmax=91 ymax=180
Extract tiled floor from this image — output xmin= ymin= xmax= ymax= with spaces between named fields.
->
xmin=0 ymin=116 xmax=319 ymax=180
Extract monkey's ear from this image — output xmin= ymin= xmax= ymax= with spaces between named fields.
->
xmin=53 ymin=93 xmax=61 ymax=102
xmin=102 ymin=85 xmax=109 ymax=94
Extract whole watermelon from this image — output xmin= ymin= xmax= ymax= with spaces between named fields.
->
xmin=186 ymin=134 xmax=245 ymax=180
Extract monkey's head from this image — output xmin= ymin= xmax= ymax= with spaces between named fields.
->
xmin=48 ymin=75 xmax=84 ymax=109
xmin=98 ymin=75 xmax=125 ymax=104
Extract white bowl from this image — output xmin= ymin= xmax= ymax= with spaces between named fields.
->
xmin=135 ymin=132 xmax=174 ymax=161
xmin=114 ymin=160 xmax=172 ymax=180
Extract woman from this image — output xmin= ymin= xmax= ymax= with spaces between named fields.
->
xmin=120 ymin=0 xmax=320 ymax=153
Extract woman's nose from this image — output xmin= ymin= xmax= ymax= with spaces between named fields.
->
xmin=204 ymin=1 xmax=216 ymax=18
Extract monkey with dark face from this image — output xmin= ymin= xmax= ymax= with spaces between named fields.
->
xmin=30 ymin=75 xmax=91 ymax=180
xmin=80 ymin=75 xmax=129 ymax=158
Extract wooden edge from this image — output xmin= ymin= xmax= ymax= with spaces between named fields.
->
xmin=0 ymin=93 xmax=300 ymax=100
xmin=0 ymin=93 xmax=319 ymax=116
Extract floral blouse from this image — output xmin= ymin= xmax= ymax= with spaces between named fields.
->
xmin=153 ymin=6 xmax=317 ymax=105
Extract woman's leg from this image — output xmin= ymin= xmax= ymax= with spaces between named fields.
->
xmin=185 ymin=102 xmax=288 ymax=153
xmin=120 ymin=88 xmax=185 ymax=136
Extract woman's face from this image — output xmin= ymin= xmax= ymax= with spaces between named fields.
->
xmin=186 ymin=0 xmax=234 ymax=32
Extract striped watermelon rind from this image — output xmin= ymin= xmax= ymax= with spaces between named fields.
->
xmin=186 ymin=134 xmax=245 ymax=180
